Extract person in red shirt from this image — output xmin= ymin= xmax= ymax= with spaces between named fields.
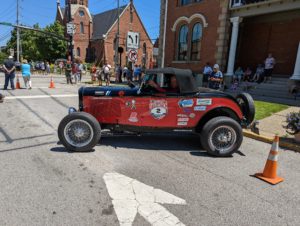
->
xmin=91 ymin=65 xmax=97 ymax=82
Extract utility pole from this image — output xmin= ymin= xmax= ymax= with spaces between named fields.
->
xmin=114 ymin=0 xmax=120 ymax=67
xmin=68 ymin=0 xmax=74 ymax=63
xmin=16 ymin=0 xmax=20 ymax=62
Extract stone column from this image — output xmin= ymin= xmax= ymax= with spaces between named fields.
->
xmin=290 ymin=42 xmax=300 ymax=81
xmin=224 ymin=17 xmax=243 ymax=86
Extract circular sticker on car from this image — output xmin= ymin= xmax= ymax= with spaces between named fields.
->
xmin=151 ymin=107 xmax=167 ymax=119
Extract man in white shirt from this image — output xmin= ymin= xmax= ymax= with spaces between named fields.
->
xmin=264 ymin=53 xmax=276 ymax=83
xmin=103 ymin=63 xmax=111 ymax=86
xmin=203 ymin=62 xmax=212 ymax=87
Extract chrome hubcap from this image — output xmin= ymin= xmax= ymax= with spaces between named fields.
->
xmin=209 ymin=126 xmax=237 ymax=154
xmin=64 ymin=119 xmax=94 ymax=148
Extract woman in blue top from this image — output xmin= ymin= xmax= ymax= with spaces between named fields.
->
xmin=208 ymin=64 xmax=223 ymax=90
xmin=21 ymin=59 xmax=32 ymax=89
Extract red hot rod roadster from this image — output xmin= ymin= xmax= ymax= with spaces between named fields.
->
xmin=58 ymin=68 xmax=255 ymax=157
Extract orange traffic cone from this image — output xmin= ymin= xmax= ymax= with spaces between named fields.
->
xmin=49 ymin=76 xmax=55 ymax=88
xmin=16 ymin=75 xmax=21 ymax=89
xmin=255 ymin=135 xmax=284 ymax=185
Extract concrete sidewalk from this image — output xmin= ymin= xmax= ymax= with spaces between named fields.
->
xmin=245 ymin=106 xmax=300 ymax=152
xmin=258 ymin=106 xmax=300 ymax=138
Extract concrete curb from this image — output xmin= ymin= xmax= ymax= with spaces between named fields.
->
xmin=243 ymin=130 xmax=300 ymax=153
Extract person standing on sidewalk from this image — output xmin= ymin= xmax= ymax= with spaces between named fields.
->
xmin=264 ymin=53 xmax=276 ymax=83
xmin=21 ymin=59 xmax=32 ymax=89
xmin=65 ymin=58 xmax=73 ymax=85
xmin=208 ymin=64 xmax=223 ymax=90
xmin=45 ymin=62 xmax=51 ymax=75
xmin=103 ymin=63 xmax=111 ymax=86
xmin=3 ymin=56 xmax=16 ymax=90
xmin=78 ymin=61 xmax=83 ymax=82
xmin=203 ymin=62 xmax=213 ymax=87
xmin=72 ymin=61 xmax=80 ymax=84
xmin=59 ymin=61 xmax=64 ymax=75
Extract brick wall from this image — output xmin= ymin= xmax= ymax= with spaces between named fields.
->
xmin=164 ymin=0 xmax=225 ymax=74
xmin=94 ymin=4 xmax=153 ymax=69
xmin=72 ymin=6 xmax=92 ymax=62
xmin=237 ymin=11 xmax=300 ymax=76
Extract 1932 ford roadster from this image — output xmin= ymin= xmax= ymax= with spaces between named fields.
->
xmin=58 ymin=68 xmax=255 ymax=157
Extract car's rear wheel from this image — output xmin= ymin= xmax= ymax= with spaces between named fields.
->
xmin=236 ymin=93 xmax=255 ymax=126
xmin=200 ymin=116 xmax=243 ymax=157
xmin=58 ymin=112 xmax=101 ymax=152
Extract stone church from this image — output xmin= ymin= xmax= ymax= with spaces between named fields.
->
xmin=55 ymin=0 xmax=153 ymax=68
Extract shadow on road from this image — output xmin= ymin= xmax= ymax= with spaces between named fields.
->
xmin=99 ymin=133 xmax=202 ymax=152
xmin=50 ymin=147 xmax=95 ymax=153
xmin=52 ymin=133 xmax=246 ymax=158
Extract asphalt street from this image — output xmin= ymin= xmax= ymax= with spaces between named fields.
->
xmin=0 ymin=74 xmax=300 ymax=226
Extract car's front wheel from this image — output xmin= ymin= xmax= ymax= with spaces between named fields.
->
xmin=200 ymin=116 xmax=243 ymax=157
xmin=58 ymin=112 xmax=101 ymax=152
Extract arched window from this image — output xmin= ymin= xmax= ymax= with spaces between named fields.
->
xmin=80 ymin=22 xmax=84 ymax=33
xmin=191 ymin=23 xmax=202 ymax=61
xmin=143 ymin=42 xmax=146 ymax=54
xmin=178 ymin=25 xmax=188 ymax=61
xmin=79 ymin=10 xmax=85 ymax=17
xmin=77 ymin=47 xmax=81 ymax=57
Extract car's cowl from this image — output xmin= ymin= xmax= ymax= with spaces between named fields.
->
xmin=79 ymin=86 xmax=140 ymax=97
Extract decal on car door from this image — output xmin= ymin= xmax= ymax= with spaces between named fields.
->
xmin=149 ymin=99 xmax=168 ymax=120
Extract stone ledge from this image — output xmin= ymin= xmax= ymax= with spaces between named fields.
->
xmin=243 ymin=130 xmax=300 ymax=153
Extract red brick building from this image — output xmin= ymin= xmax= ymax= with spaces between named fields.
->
xmin=159 ymin=0 xmax=300 ymax=82
xmin=56 ymin=0 xmax=153 ymax=68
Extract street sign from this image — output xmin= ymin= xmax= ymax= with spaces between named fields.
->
xmin=67 ymin=23 xmax=76 ymax=35
xmin=128 ymin=49 xmax=138 ymax=62
xmin=103 ymin=172 xmax=187 ymax=226
xmin=127 ymin=31 xmax=140 ymax=49
xmin=153 ymin=47 xmax=159 ymax=56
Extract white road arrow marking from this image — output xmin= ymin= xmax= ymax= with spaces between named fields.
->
xmin=103 ymin=172 xmax=186 ymax=226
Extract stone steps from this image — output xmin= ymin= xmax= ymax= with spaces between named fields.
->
xmin=226 ymin=78 xmax=300 ymax=105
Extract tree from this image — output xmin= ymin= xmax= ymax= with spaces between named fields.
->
xmin=20 ymin=24 xmax=42 ymax=61
xmin=0 ymin=51 xmax=8 ymax=64
xmin=5 ymin=22 xmax=67 ymax=62
xmin=5 ymin=24 xmax=41 ymax=61
xmin=36 ymin=21 xmax=67 ymax=62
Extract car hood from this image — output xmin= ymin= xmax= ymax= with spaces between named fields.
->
xmin=79 ymin=86 xmax=139 ymax=97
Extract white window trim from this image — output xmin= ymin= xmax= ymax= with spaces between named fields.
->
xmin=171 ymin=13 xmax=208 ymax=32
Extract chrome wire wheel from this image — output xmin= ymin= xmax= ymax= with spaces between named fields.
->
xmin=209 ymin=125 xmax=237 ymax=154
xmin=64 ymin=119 xmax=94 ymax=148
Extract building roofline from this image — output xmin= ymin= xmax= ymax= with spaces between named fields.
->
xmin=104 ymin=3 xmax=130 ymax=38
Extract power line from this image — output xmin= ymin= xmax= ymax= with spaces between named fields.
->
xmin=0 ymin=2 xmax=17 ymax=15
xmin=0 ymin=33 xmax=11 ymax=42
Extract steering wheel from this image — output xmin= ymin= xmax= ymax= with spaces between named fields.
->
xmin=137 ymin=79 xmax=156 ymax=95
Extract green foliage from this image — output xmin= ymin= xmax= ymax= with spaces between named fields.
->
xmin=5 ymin=22 xmax=67 ymax=62
xmin=36 ymin=21 xmax=67 ymax=62
xmin=0 ymin=51 xmax=8 ymax=64
xmin=254 ymin=101 xmax=289 ymax=120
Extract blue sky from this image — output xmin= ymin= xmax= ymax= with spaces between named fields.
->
xmin=0 ymin=0 xmax=160 ymax=46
